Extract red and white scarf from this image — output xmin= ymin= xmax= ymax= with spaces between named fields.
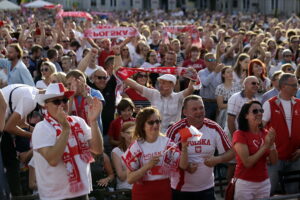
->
xmin=44 ymin=112 xmax=94 ymax=193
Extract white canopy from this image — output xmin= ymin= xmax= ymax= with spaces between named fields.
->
xmin=23 ymin=0 xmax=53 ymax=8
xmin=0 ymin=0 xmax=21 ymax=10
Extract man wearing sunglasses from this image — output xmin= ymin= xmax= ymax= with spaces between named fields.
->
xmin=198 ymin=53 xmax=223 ymax=121
xmin=166 ymin=95 xmax=234 ymax=200
xmin=262 ymin=73 xmax=300 ymax=195
xmin=32 ymin=83 xmax=103 ymax=200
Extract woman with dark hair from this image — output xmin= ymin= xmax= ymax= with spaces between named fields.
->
xmin=248 ymin=59 xmax=271 ymax=100
xmin=215 ymin=66 xmax=242 ymax=128
xmin=140 ymin=49 xmax=161 ymax=69
xmin=123 ymin=72 xmax=151 ymax=114
xmin=233 ymin=53 xmax=250 ymax=84
xmin=122 ymin=107 xmax=188 ymax=200
xmin=233 ymin=101 xmax=278 ymax=200
xmin=121 ymin=45 xmax=133 ymax=68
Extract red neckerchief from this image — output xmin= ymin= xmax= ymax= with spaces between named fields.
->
xmin=44 ymin=111 xmax=94 ymax=192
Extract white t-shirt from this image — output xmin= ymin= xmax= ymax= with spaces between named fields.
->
xmin=263 ymin=99 xmax=292 ymax=137
xmin=32 ymin=116 xmax=92 ymax=200
xmin=122 ymin=135 xmax=180 ymax=181
xmin=36 ymin=80 xmax=47 ymax=89
xmin=167 ymin=118 xmax=231 ymax=192
xmin=111 ymin=147 xmax=132 ymax=190
xmin=1 ymin=84 xmax=39 ymax=120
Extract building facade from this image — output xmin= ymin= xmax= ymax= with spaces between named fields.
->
xmin=46 ymin=0 xmax=300 ymax=16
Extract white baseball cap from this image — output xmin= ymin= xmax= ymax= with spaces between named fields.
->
xmin=36 ymin=83 xmax=75 ymax=106
xmin=157 ymin=74 xmax=177 ymax=85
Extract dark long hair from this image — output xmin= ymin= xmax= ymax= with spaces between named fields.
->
xmin=238 ymin=100 xmax=263 ymax=132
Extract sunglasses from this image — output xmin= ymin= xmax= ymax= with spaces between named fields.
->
xmin=62 ymin=40 xmax=70 ymax=43
xmin=251 ymin=82 xmax=259 ymax=86
xmin=40 ymin=68 xmax=49 ymax=72
xmin=287 ymin=68 xmax=294 ymax=71
xmin=96 ymin=76 xmax=108 ymax=80
xmin=146 ymin=119 xmax=162 ymax=125
xmin=22 ymin=56 xmax=30 ymax=59
xmin=137 ymin=74 xmax=148 ymax=78
xmin=285 ymin=83 xmax=298 ymax=88
xmin=122 ymin=49 xmax=129 ymax=51
xmin=252 ymin=108 xmax=264 ymax=114
xmin=207 ymin=58 xmax=216 ymax=62
xmin=47 ymin=98 xmax=69 ymax=106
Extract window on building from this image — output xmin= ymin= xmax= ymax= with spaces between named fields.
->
xmin=114 ymin=0 xmax=116 ymax=6
xmin=233 ymin=0 xmax=238 ymax=8
xmin=271 ymin=0 xmax=274 ymax=9
xmin=91 ymin=0 xmax=96 ymax=6
xmin=130 ymin=0 xmax=133 ymax=6
xmin=110 ymin=0 xmax=113 ymax=6
xmin=101 ymin=0 xmax=105 ymax=6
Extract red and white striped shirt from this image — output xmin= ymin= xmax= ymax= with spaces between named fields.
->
xmin=166 ymin=118 xmax=232 ymax=192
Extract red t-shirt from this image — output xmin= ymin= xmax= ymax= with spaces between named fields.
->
xmin=98 ymin=50 xmax=114 ymax=67
xmin=233 ymin=129 xmax=270 ymax=182
xmin=108 ymin=116 xmax=135 ymax=142
xmin=182 ymin=59 xmax=206 ymax=72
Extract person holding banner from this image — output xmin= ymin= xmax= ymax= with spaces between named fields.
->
xmin=122 ymin=107 xmax=188 ymax=200
xmin=166 ymin=95 xmax=234 ymax=200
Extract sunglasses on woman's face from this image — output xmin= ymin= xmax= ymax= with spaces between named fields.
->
xmin=251 ymin=108 xmax=264 ymax=114
xmin=137 ymin=74 xmax=148 ymax=78
xmin=47 ymin=98 xmax=69 ymax=106
xmin=41 ymin=68 xmax=49 ymax=72
xmin=146 ymin=119 xmax=162 ymax=125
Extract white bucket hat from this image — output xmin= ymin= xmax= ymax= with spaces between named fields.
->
xmin=157 ymin=74 xmax=177 ymax=85
xmin=36 ymin=83 xmax=74 ymax=106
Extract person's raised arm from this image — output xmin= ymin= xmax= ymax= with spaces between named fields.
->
xmin=77 ymin=48 xmax=98 ymax=72
xmin=37 ymin=106 xmax=71 ymax=166
xmin=87 ymin=98 xmax=104 ymax=155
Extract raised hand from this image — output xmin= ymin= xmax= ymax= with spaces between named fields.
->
xmin=88 ymin=98 xmax=102 ymax=123
xmin=56 ymin=105 xmax=70 ymax=130
xmin=264 ymin=127 xmax=276 ymax=149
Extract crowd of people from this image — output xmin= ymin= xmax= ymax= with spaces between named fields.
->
xmin=0 ymin=7 xmax=300 ymax=200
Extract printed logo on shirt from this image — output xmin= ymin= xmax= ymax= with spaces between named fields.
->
xmin=188 ymin=139 xmax=211 ymax=146
xmin=253 ymin=138 xmax=264 ymax=148
xmin=275 ymin=110 xmax=280 ymax=114
xmin=195 ymin=146 xmax=202 ymax=153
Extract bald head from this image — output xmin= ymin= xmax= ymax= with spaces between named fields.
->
xmin=243 ymin=76 xmax=259 ymax=95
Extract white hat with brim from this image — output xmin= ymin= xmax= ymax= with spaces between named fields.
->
xmin=157 ymin=74 xmax=177 ymax=85
xmin=36 ymin=83 xmax=75 ymax=106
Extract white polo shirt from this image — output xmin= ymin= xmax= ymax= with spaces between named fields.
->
xmin=225 ymin=90 xmax=258 ymax=135
xmin=142 ymin=87 xmax=184 ymax=133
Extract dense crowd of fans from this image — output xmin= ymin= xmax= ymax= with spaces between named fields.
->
xmin=0 ymin=7 xmax=300 ymax=200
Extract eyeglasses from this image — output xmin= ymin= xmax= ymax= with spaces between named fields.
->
xmin=251 ymin=82 xmax=259 ymax=86
xmin=207 ymin=58 xmax=216 ymax=62
xmin=47 ymin=98 xmax=69 ymax=106
xmin=96 ymin=76 xmax=108 ymax=80
xmin=40 ymin=68 xmax=49 ymax=72
xmin=22 ymin=56 xmax=30 ymax=59
xmin=62 ymin=40 xmax=70 ymax=43
xmin=285 ymin=83 xmax=298 ymax=88
xmin=146 ymin=119 xmax=162 ymax=125
xmin=252 ymin=108 xmax=264 ymax=114
xmin=137 ymin=74 xmax=148 ymax=78
xmin=122 ymin=49 xmax=129 ymax=51
xmin=286 ymin=68 xmax=294 ymax=72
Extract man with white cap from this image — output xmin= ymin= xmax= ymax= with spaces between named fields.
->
xmin=122 ymin=73 xmax=195 ymax=132
xmin=32 ymin=83 xmax=103 ymax=200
